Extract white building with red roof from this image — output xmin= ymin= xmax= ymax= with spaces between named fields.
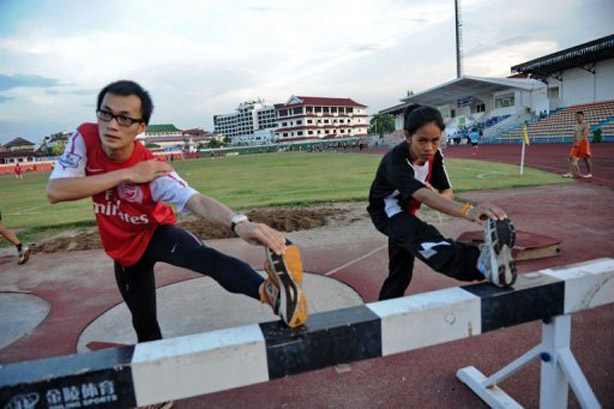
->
xmin=274 ymin=96 xmax=368 ymax=143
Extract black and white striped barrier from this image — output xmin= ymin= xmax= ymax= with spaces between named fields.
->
xmin=1 ymin=258 xmax=612 ymax=409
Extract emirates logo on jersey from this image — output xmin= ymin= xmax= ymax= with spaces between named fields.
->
xmin=117 ymin=183 xmax=143 ymax=204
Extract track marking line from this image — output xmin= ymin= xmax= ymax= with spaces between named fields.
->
xmin=325 ymin=244 xmax=387 ymax=277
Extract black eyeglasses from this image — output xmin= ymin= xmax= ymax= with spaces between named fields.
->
xmin=96 ymin=109 xmax=144 ymax=127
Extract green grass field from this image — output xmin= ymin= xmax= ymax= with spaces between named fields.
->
xmin=0 ymin=151 xmax=570 ymax=245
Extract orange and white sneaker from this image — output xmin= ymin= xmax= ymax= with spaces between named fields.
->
xmin=263 ymin=239 xmax=308 ymax=328
xmin=260 ymin=277 xmax=280 ymax=315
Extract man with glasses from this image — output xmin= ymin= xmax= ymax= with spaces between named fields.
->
xmin=46 ymin=80 xmax=307 ymax=346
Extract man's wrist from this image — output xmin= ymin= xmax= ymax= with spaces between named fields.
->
xmin=118 ymin=168 xmax=132 ymax=183
xmin=230 ymin=214 xmax=249 ymax=234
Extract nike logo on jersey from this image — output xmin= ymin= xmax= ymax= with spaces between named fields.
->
xmin=86 ymin=166 xmax=104 ymax=173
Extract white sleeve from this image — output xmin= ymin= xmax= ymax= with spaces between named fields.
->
xmin=49 ymin=131 xmax=87 ymax=179
xmin=150 ymin=171 xmax=199 ymax=213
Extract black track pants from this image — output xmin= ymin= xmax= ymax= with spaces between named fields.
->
xmin=374 ymin=212 xmax=483 ymax=300
xmin=114 ymin=225 xmax=263 ymax=342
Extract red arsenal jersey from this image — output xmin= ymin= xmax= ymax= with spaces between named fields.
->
xmin=50 ymin=123 xmax=197 ymax=266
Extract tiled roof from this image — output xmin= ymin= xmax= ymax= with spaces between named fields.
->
xmin=283 ymin=96 xmax=367 ymax=108
xmin=3 ymin=137 xmax=35 ymax=147
xmin=145 ymin=124 xmax=182 ymax=133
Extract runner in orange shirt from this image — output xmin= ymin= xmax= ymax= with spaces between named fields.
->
xmin=563 ymin=111 xmax=593 ymax=179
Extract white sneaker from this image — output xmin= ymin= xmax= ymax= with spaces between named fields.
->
xmin=561 ymin=173 xmax=574 ymax=178
xmin=582 ymin=173 xmax=593 ymax=179
xmin=478 ymin=219 xmax=517 ymax=288
xmin=18 ymin=246 xmax=30 ymax=265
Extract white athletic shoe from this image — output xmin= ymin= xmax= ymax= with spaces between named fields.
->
xmin=18 ymin=246 xmax=30 ymax=265
xmin=478 ymin=219 xmax=517 ymax=288
xmin=582 ymin=173 xmax=593 ymax=179
xmin=561 ymin=173 xmax=574 ymax=178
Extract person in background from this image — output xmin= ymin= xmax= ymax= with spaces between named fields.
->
xmin=562 ymin=111 xmax=593 ymax=179
xmin=0 ymin=211 xmax=30 ymax=265
xmin=468 ymin=127 xmax=479 ymax=155
xmin=14 ymin=163 xmax=23 ymax=179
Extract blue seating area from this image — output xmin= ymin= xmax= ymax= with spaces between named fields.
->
xmin=482 ymin=115 xmax=511 ymax=128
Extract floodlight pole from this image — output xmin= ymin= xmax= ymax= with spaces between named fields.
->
xmin=455 ymin=0 xmax=464 ymax=78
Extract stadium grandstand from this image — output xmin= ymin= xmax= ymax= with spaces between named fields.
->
xmin=379 ymin=34 xmax=614 ymax=145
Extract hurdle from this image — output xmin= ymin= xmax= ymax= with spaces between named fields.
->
xmin=1 ymin=258 xmax=612 ymax=408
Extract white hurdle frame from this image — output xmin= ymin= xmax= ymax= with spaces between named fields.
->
xmin=1 ymin=258 xmax=612 ymax=408
xmin=457 ymin=314 xmax=600 ymax=409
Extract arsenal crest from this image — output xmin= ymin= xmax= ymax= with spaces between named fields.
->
xmin=117 ymin=182 xmax=143 ymax=204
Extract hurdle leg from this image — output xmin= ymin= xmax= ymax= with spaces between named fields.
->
xmin=542 ymin=315 xmax=600 ymax=409
xmin=456 ymin=345 xmax=541 ymax=408
xmin=458 ymin=315 xmax=601 ymax=409
xmin=540 ymin=315 xmax=570 ymax=408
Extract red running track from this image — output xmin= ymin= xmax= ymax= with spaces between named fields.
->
xmin=443 ymin=142 xmax=614 ymax=189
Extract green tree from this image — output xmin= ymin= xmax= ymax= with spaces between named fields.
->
xmin=209 ymin=138 xmax=226 ymax=149
xmin=369 ymin=114 xmax=395 ymax=137
xmin=50 ymin=141 xmax=66 ymax=156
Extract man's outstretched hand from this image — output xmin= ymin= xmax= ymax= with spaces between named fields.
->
xmin=235 ymin=222 xmax=287 ymax=255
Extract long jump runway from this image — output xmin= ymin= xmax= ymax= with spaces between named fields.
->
xmin=1 ymin=145 xmax=613 ymax=408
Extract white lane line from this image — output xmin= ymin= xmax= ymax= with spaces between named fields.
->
xmin=325 ymin=244 xmax=387 ymax=277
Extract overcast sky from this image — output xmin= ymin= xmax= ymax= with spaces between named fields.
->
xmin=0 ymin=0 xmax=612 ymax=145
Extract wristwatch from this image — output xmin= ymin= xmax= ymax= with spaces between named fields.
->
xmin=230 ymin=214 xmax=249 ymax=234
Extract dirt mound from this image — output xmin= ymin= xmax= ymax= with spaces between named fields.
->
xmin=32 ymin=207 xmax=343 ymax=254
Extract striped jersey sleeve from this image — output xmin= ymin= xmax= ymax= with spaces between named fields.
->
xmin=49 ymin=131 xmax=87 ymax=179
xmin=150 ymin=172 xmax=198 ymax=213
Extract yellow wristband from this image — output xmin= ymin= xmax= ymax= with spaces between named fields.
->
xmin=460 ymin=202 xmax=473 ymax=219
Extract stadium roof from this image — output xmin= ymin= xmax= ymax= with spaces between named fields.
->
xmin=379 ymin=76 xmax=544 ymax=115
xmin=511 ymin=34 xmax=614 ymax=77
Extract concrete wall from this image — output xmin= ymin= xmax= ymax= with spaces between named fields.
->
xmin=595 ymin=59 xmax=614 ymax=102
xmin=561 ymin=59 xmax=614 ymax=106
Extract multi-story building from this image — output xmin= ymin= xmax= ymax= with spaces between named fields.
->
xmin=43 ymin=131 xmax=72 ymax=150
xmin=274 ymin=96 xmax=368 ymax=142
xmin=0 ymin=137 xmax=38 ymax=164
xmin=139 ymin=128 xmax=223 ymax=152
xmin=213 ymin=99 xmax=277 ymax=145
xmin=2 ymin=137 xmax=36 ymax=152
xmin=142 ymin=124 xmax=183 ymax=139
